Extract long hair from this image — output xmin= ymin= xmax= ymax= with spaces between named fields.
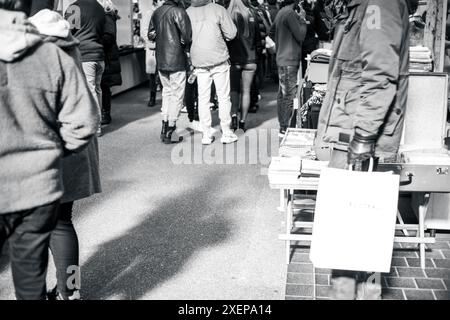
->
xmin=227 ymin=0 xmax=252 ymax=37
xmin=97 ymin=0 xmax=118 ymax=14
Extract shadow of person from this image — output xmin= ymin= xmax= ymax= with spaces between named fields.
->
xmin=80 ymin=179 xmax=236 ymax=300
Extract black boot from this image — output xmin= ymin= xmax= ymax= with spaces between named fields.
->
xmin=148 ymin=92 xmax=156 ymax=107
xmin=160 ymin=121 xmax=168 ymax=142
xmin=231 ymin=115 xmax=238 ymax=131
xmin=163 ymin=126 xmax=183 ymax=144
xmin=101 ymin=110 xmax=111 ymax=125
xmin=239 ymin=120 xmax=247 ymax=132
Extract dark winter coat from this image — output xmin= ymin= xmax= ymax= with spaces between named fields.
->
xmin=148 ymin=0 xmax=192 ymax=72
xmin=101 ymin=12 xmax=122 ymax=87
xmin=315 ymin=0 xmax=412 ymax=161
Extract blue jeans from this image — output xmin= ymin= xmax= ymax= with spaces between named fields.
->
xmin=277 ymin=66 xmax=299 ymax=129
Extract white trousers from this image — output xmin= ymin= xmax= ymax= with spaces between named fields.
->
xmin=159 ymin=71 xmax=186 ymax=123
xmin=196 ymin=61 xmax=232 ymax=135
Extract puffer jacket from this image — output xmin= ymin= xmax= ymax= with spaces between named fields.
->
xmin=187 ymin=0 xmax=236 ymax=68
xmin=148 ymin=0 xmax=192 ymax=72
xmin=315 ymin=0 xmax=412 ymax=162
xmin=0 ymin=9 xmax=99 ymax=213
xmin=101 ymin=12 xmax=122 ymax=87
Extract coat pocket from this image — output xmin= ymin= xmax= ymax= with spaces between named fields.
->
xmin=328 ymin=77 xmax=361 ymax=131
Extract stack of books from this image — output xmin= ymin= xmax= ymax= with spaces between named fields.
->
xmin=268 ymin=157 xmax=329 ymax=187
xmin=279 ymin=129 xmax=317 ymax=159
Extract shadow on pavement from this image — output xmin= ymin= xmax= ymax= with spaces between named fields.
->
xmin=80 ymin=176 xmax=236 ymax=300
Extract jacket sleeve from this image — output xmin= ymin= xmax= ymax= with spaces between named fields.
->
xmin=354 ymin=0 xmax=406 ymax=137
xmin=103 ymin=15 xmax=115 ymax=50
xmin=57 ymin=52 xmax=100 ymax=152
xmin=285 ymin=11 xmax=307 ymax=45
xmin=148 ymin=12 xmax=157 ymax=41
xmin=220 ymin=7 xmax=237 ymax=41
xmin=174 ymin=8 xmax=192 ymax=52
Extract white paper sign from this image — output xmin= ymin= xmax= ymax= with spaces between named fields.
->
xmin=310 ymin=167 xmax=400 ymax=273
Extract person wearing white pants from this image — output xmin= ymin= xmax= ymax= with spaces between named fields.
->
xmin=187 ymin=0 xmax=238 ymax=145
xmin=196 ymin=62 xmax=237 ymax=144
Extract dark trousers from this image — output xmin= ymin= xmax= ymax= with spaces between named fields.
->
xmin=149 ymin=73 xmax=157 ymax=97
xmin=185 ymin=79 xmax=199 ymax=122
xmin=49 ymin=201 xmax=79 ymax=299
xmin=277 ymin=65 xmax=299 ymax=129
xmin=101 ymin=83 xmax=111 ymax=114
xmin=0 ymin=201 xmax=59 ymax=300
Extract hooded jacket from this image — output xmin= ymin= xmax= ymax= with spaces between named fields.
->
xmin=187 ymin=0 xmax=237 ymax=68
xmin=315 ymin=0 xmax=412 ymax=162
xmin=0 ymin=9 xmax=99 ymax=213
xmin=29 ymin=9 xmax=102 ymax=204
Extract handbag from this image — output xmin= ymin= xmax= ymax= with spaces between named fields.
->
xmin=309 ymin=161 xmax=400 ymax=273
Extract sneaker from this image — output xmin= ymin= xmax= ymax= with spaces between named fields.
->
xmin=47 ymin=286 xmax=81 ymax=300
xmin=278 ymin=127 xmax=287 ymax=138
xmin=181 ymin=106 xmax=188 ymax=113
xmin=189 ymin=120 xmax=203 ymax=132
xmin=221 ymin=132 xmax=238 ymax=144
xmin=329 ymin=277 xmax=357 ymax=300
xmin=202 ymin=135 xmax=216 ymax=145
xmin=356 ymin=283 xmax=382 ymax=300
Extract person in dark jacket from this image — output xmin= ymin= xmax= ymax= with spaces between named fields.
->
xmin=148 ymin=0 xmax=192 ymax=144
xmin=65 ymin=0 xmax=106 ymax=136
xmin=248 ymin=0 xmax=269 ymax=113
xmin=315 ymin=0 xmax=415 ymax=300
xmin=98 ymin=0 xmax=122 ymax=125
xmin=0 ymin=0 xmax=99 ymax=300
xmin=269 ymin=0 xmax=307 ymax=136
xmin=267 ymin=0 xmax=279 ymax=22
xmin=300 ymin=0 xmax=331 ymax=76
xmin=30 ymin=0 xmax=56 ymax=16
xmin=227 ymin=0 xmax=259 ymax=131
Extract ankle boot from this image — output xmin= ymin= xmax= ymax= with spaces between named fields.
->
xmin=148 ymin=92 xmax=156 ymax=107
xmin=160 ymin=121 xmax=168 ymax=141
xmin=101 ymin=110 xmax=111 ymax=125
xmin=231 ymin=116 xmax=238 ymax=131
xmin=163 ymin=126 xmax=183 ymax=144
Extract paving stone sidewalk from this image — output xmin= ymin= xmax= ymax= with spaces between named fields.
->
xmin=285 ymin=232 xmax=450 ymax=300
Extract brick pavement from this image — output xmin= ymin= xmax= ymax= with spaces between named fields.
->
xmin=285 ymin=232 xmax=450 ymax=300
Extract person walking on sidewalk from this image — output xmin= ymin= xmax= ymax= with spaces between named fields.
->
xmin=227 ymin=0 xmax=259 ymax=132
xmin=65 ymin=0 xmax=106 ymax=136
xmin=187 ymin=0 xmax=237 ymax=145
xmin=148 ymin=0 xmax=192 ymax=144
xmin=0 ymin=0 xmax=99 ymax=300
xmin=141 ymin=0 xmax=164 ymax=108
xmin=98 ymin=0 xmax=122 ymax=125
xmin=269 ymin=0 xmax=307 ymax=137
xmin=29 ymin=8 xmax=102 ymax=300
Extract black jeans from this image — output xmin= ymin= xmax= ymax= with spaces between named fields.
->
xmin=277 ymin=65 xmax=299 ymax=129
xmin=185 ymin=79 xmax=199 ymax=122
xmin=0 ymin=201 xmax=59 ymax=300
xmin=49 ymin=201 xmax=80 ymax=299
